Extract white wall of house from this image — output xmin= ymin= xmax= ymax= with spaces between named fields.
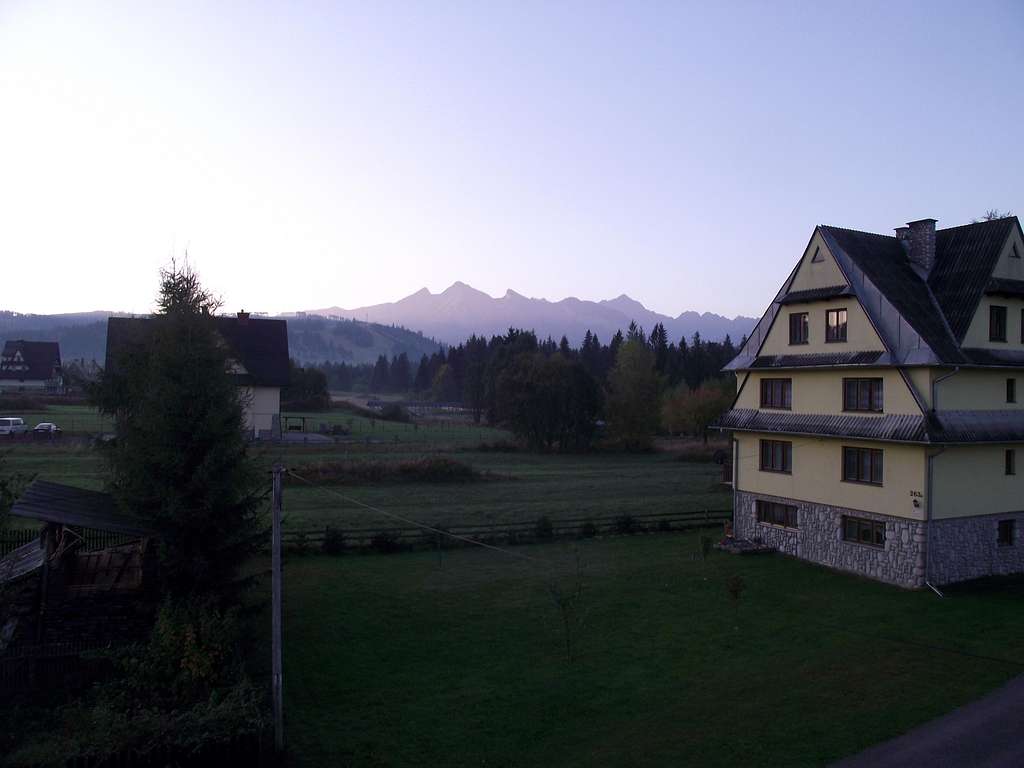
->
xmin=241 ymin=385 xmax=280 ymax=434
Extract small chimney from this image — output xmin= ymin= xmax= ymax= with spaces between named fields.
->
xmin=904 ymin=218 xmax=937 ymax=274
xmin=237 ymin=309 xmax=250 ymax=325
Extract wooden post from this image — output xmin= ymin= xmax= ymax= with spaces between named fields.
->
xmin=272 ymin=463 xmax=284 ymax=753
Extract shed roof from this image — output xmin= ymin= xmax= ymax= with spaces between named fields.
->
xmin=10 ymin=481 xmax=161 ymax=538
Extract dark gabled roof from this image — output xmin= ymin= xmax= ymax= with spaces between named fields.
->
xmin=10 ymin=480 xmax=161 ymax=538
xmin=0 ymin=339 xmax=61 ymax=381
xmin=985 ymin=277 xmax=1024 ymax=299
xmin=715 ymin=408 xmax=930 ymax=443
xmin=930 ymin=217 xmax=1019 ymax=341
xmin=213 ymin=317 xmax=290 ymax=387
xmin=776 ymin=285 xmax=854 ymax=305
xmin=746 ymin=351 xmax=886 ymax=370
xmin=818 ymin=226 xmax=965 ymax=363
xmin=105 ymin=315 xmax=290 ymax=388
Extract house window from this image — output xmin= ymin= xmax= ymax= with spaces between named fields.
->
xmin=811 ymin=246 xmax=824 ymax=263
xmin=759 ymin=440 xmax=792 ymax=473
xmin=842 ymin=446 xmax=883 ymax=485
xmin=1008 ymin=379 xmax=1017 ymax=404
xmin=756 ymin=500 xmax=798 ymax=529
xmin=843 ymin=378 xmax=884 ymax=412
xmin=760 ymin=378 xmax=792 ymax=409
xmin=998 ymin=520 xmax=1015 ymax=547
xmin=789 ymin=313 xmax=809 ymax=345
xmin=1012 ymin=243 xmax=1021 ymax=259
xmin=826 ymin=309 xmax=848 ymax=343
xmin=1006 ymin=449 xmax=1016 ymax=476
xmin=990 ymin=305 xmax=1007 ymax=342
xmin=843 ymin=515 xmax=885 ymax=548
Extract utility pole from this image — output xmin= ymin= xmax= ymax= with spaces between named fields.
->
xmin=272 ymin=463 xmax=284 ymax=753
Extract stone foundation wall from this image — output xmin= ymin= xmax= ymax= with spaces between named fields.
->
xmin=929 ymin=512 xmax=1024 ymax=585
xmin=735 ymin=490 xmax=926 ymax=588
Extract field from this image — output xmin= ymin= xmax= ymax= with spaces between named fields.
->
xmin=6 ymin=407 xmax=1024 ymax=767
xmin=1 ymin=406 xmax=731 ymax=532
xmin=275 ymin=535 xmax=1024 ymax=767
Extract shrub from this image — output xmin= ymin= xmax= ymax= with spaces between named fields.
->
xmin=657 ymin=519 xmax=672 ymax=532
xmin=292 ymin=530 xmax=310 ymax=555
xmin=396 ymin=457 xmax=477 ymax=483
xmin=579 ymin=521 xmax=598 ymax=539
xmin=476 ymin=440 xmax=519 ymax=453
xmin=379 ymin=403 xmax=411 ymax=422
xmin=322 ymin=527 xmax=346 ymax=555
xmin=371 ymin=530 xmax=403 ymax=554
xmin=534 ymin=515 xmax=554 ymax=540
xmin=613 ymin=514 xmax=636 ymax=535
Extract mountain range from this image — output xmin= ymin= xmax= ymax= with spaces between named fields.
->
xmin=307 ymin=282 xmax=757 ymax=347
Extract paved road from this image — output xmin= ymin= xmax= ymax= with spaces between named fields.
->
xmin=833 ymin=674 xmax=1024 ymax=767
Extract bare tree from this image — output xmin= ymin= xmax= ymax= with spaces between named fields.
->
xmin=974 ymin=209 xmax=1014 ymax=222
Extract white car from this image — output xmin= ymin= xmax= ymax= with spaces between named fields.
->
xmin=33 ymin=422 xmax=62 ymax=435
xmin=0 ymin=417 xmax=28 ymax=435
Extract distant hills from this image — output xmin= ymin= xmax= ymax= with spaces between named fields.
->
xmin=307 ymin=282 xmax=757 ymax=346
xmin=0 ymin=311 xmax=441 ymax=366
xmin=2 ymin=284 xmax=755 ymax=368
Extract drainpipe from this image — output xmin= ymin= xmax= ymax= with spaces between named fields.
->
xmin=924 ymin=367 xmax=958 ymax=596
xmin=925 ymin=447 xmax=945 ymax=597
xmin=732 ymin=436 xmax=739 ymax=537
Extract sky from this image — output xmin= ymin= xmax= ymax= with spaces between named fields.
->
xmin=1 ymin=1 xmax=1022 ymax=318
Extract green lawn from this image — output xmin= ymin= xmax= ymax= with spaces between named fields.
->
xmin=1 ymin=441 xmax=730 ymax=532
xmin=277 ymin=533 xmax=1024 ymax=767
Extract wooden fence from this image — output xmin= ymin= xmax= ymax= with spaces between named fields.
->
xmin=282 ymin=508 xmax=732 ymax=553
xmin=0 ymin=528 xmax=140 ymax=557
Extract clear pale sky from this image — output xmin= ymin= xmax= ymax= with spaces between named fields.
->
xmin=1 ymin=1 xmax=1021 ymax=318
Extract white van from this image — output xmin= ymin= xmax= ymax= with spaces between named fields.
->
xmin=0 ymin=417 xmax=28 ymax=435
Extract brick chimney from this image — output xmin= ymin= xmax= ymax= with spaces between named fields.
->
xmin=903 ymin=218 xmax=937 ymax=274
xmin=237 ymin=309 xmax=250 ymax=325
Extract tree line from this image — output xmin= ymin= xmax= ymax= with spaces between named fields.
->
xmin=304 ymin=321 xmax=742 ymax=450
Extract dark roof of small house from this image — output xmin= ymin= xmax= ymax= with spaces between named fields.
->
xmin=748 ymin=351 xmax=887 ymax=369
xmin=105 ymin=315 xmax=290 ymax=388
xmin=0 ymin=339 xmax=61 ymax=381
xmin=929 ymin=410 xmax=1024 ymax=443
xmin=10 ymin=481 xmax=161 ymax=538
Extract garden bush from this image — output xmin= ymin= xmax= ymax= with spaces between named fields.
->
xmin=370 ymin=530 xmax=403 ymax=554
xmin=578 ymin=521 xmax=598 ymax=539
xmin=322 ymin=527 xmax=346 ymax=555
xmin=614 ymin=514 xmax=636 ymax=535
xmin=534 ymin=515 xmax=554 ymax=540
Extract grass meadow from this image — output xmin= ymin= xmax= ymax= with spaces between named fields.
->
xmin=269 ymin=533 xmax=1024 ymax=767
xmin=5 ymin=405 xmax=1024 ymax=766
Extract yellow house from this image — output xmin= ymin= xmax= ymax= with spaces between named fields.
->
xmin=716 ymin=216 xmax=1024 ymax=588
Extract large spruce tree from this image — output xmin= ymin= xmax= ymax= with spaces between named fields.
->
xmin=96 ymin=264 xmax=265 ymax=597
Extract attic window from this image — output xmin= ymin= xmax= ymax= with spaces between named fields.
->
xmin=1012 ymin=243 xmax=1021 ymax=259
xmin=990 ymin=305 xmax=1008 ymax=342
xmin=811 ymin=246 xmax=824 ymax=263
